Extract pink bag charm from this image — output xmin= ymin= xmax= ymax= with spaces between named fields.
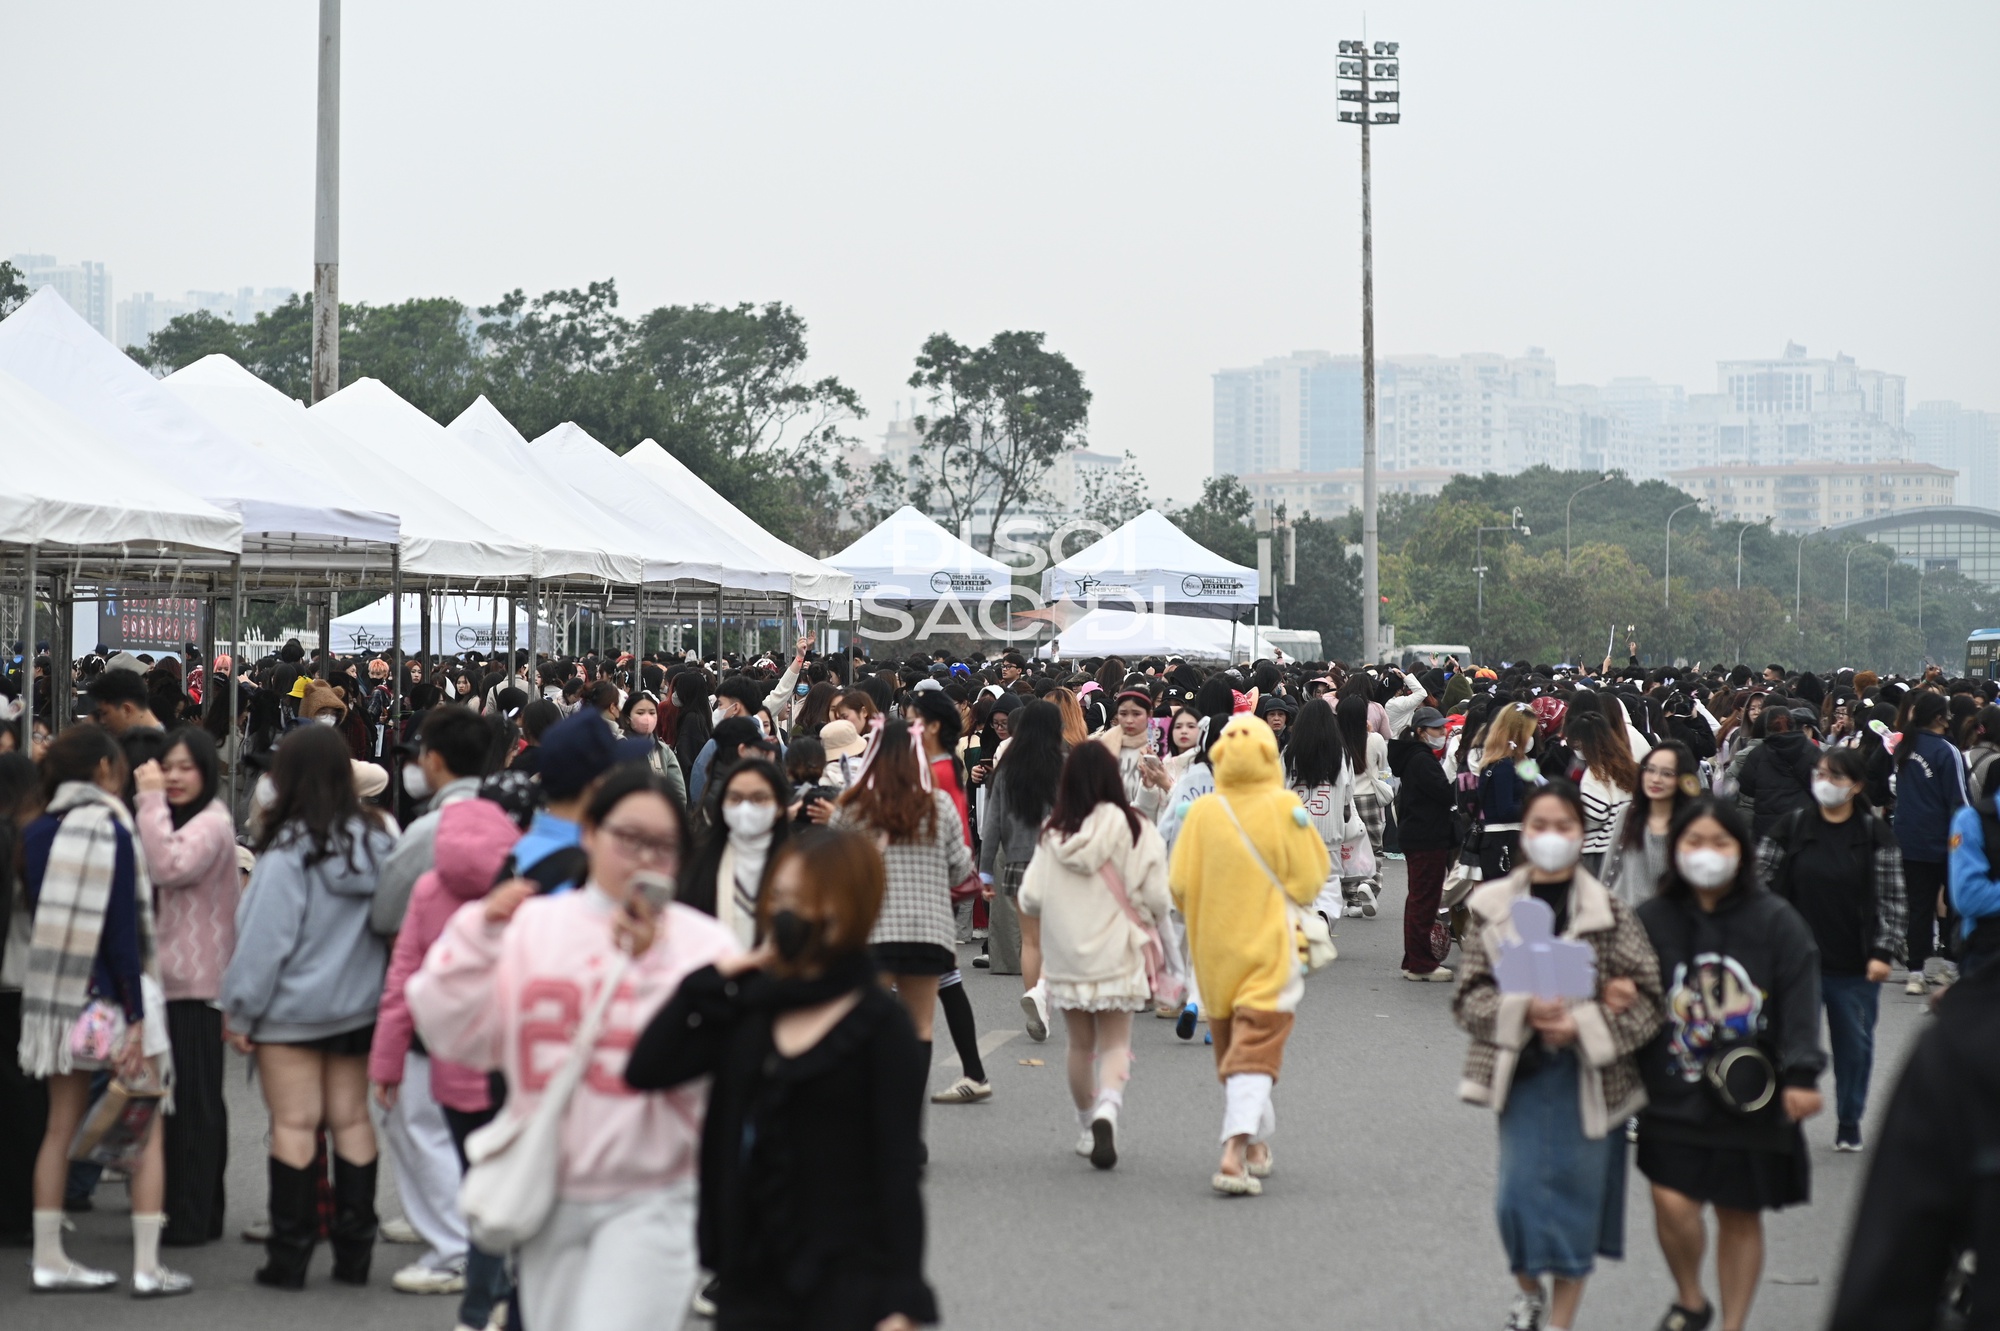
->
xmin=1098 ymin=860 xmax=1185 ymax=1008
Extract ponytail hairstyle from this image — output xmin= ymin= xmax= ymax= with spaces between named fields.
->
xmin=1897 ymin=691 xmax=1951 ymax=771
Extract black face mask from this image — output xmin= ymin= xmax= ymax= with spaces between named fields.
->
xmin=769 ymin=909 xmax=822 ymax=963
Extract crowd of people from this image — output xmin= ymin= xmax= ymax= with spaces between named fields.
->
xmin=1 ymin=631 xmax=1997 ymax=1329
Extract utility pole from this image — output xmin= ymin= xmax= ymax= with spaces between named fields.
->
xmin=1474 ymin=508 xmax=1530 ymax=664
xmin=1338 ymin=39 xmax=1399 ymax=663
xmin=311 ymin=0 xmax=340 ymax=404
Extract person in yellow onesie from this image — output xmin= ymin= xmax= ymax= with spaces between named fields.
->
xmin=1169 ymin=712 xmax=1331 ymax=1196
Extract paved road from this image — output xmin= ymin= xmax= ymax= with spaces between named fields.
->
xmin=8 ymin=859 xmax=1923 ymax=1329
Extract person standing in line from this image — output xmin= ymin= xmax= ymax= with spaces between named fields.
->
xmin=1600 ymin=743 xmax=1700 ymax=908
xmin=131 ymin=728 xmax=239 ymax=1248
xmin=626 ymin=829 xmax=935 ymax=1330
xmin=1284 ymin=698 xmax=1357 ymax=935
xmin=1756 ymin=746 xmax=1906 ymax=1153
xmin=1474 ymin=705 xmax=1541 ymax=880
xmin=409 ymin=765 xmax=737 ymax=1331
xmin=1562 ymin=709 xmax=1637 ymax=879
xmin=1454 ymin=782 xmax=1664 ymax=1331
xmin=1894 ymin=692 xmax=1968 ymax=996
xmin=0 ymin=752 xmax=45 ymax=1248
xmin=1169 ymin=714 xmax=1330 ymax=1196
xmin=221 ymin=725 xmax=396 ymax=1290
xmin=1731 ymin=708 xmax=1818 ymax=841
xmin=1390 ymin=706 xmax=1459 ymax=982
xmin=18 ymin=725 xmax=188 ymax=1296
xmin=1097 ymin=688 xmax=1174 ymax=823
xmin=682 ymin=758 xmax=793 ymax=948
xmin=977 ymin=700 xmax=1066 ymax=1015
xmin=620 ymin=690 xmax=689 ymax=811
xmin=1335 ymin=693 xmax=1389 ymax=917
xmin=1634 ymin=798 xmax=1825 ymax=1331
xmin=1019 ymin=742 xmax=1172 ymax=1170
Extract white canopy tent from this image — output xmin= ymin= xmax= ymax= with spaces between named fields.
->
xmin=1036 ymin=608 xmax=1293 ymax=663
xmin=0 ymin=367 xmax=241 ymax=554
xmin=824 ymin=506 xmax=1011 ymax=604
xmin=620 ymin=438 xmax=852 ymax=603
xmin=0 ymin=289 xmax=398 ymax=561
xmin=163 ymin=357 xmax=534 ymax=580
xmin=312 ymin=378 xmax=639 ymax=584
xmin=1041 ymin=509 xmax=1257 ymax=620
xmin=330 ymin=593 xmax=552 ymax=656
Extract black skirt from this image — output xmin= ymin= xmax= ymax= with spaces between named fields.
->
xmin=287 ymin=1023 xmax=378 ymax=1057
xmin=870 ymin=942 xmax=955 ymax=977
xmin=1636 ymin=1132 xmax=1810 ymax=1212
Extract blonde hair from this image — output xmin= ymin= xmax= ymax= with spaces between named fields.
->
xmin=1046 ymin=687 xmax=1090 ymax=749
xmin=1477 ymin=704 xmax=1537 ymax=771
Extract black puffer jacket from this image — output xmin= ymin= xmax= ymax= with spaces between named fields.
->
xmin=1735 ymin=730 xmax=1818 ymax=839
xmin=1387 ymin=736 xmax=1457 ymax=852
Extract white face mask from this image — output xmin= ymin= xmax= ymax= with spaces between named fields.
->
xmin=313 ymin=712 xmax=339 ymax=726
xmin=252 ymin=774 xmax=277 ymax=811
xmin=402 ymin=763 xmax=432 ymax=800
xmin=1522 ymin=831 xmax=1582 ymax=875
xmin=1811 ymin=777 xmax=1853 ymax=810
xmin=1677 ymin=846 xmax=1739 ymax=890
xmin=722 ymin=801 xmax=778 ymax=838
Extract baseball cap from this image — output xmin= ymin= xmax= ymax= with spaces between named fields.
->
xmin=1411 ymin=706 xmax=1446 ymax=730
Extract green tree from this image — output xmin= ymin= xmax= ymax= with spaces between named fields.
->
xmin=344 ymin=297 xmax=481 ymax=419
xmin=1167 ymin=475 xmax=1256 ymax=567
xmin=0 ymin=261 xmax=34 ymax=318
xmin=1076 ymin=451 xmax=1151 ymax=531
xmin=907 ymin=330 xmax=1091 ymax=550
xmin=1279 ymin=515 xmax=1362 ymax=659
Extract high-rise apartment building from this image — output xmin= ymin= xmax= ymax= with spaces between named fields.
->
xmin=1910 ymin=401 xmax=2000 ymax=511
xmin=116 ymin=284 xmax=298 ymax=352
xmin=11 ymin=253 xmax=112 ymax=340
xmin=1667 ymin=459 xmax=1954 ymax=531
xmin=1212 ymin=352 xmax=1368 ymax=476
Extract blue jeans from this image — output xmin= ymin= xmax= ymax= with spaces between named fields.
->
xmin=1821 ymin=973 xmax=1880 ymax=1131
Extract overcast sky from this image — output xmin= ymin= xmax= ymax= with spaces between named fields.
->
xmin=6 ymin=1 xmax=1995 ymax=503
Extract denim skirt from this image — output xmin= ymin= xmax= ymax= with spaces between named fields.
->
xmin=1495 ymin=1048 xmax=1628 ymax=1280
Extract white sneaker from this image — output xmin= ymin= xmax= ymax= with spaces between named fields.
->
xmin=929 ymin=1075 xmax=992 ymax=1104
xmin=1402 ymin=966 xmax=1454 ymax=982
xmin=1344 ymin=902 xmax=1366 ymax=918
xmin=1906 ymin=975 xmax=1928 ymax=996
xmin=1074 ymin=1129 xmax=1095 ymax=1158
xmin=1504 ymin=1288 xmax=1547 ymax=1331
xmin=393 ymin=1261 xmax=468 ymax=1294
xmin=380 ymin=1216 xmax=423 ymax=1244
xmin=1088 ymin=1103 xmax=1118 ymax=1170
xmin=1021 ymin=988 xmax=1048 ymax=1042
xmin=32 ymin=1260 xmax=117 ymax=1292
xmin=1360 ymin=888 xmax=1379 ymax=919
xmin=131 ymin=1266 xmax=194 ymax=1298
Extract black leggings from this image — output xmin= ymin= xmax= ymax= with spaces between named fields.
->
xmin=161 ymin=1000 xmax=228 ymax=1244
xmin=1906 ymin=859 xmax=1952 ymax=971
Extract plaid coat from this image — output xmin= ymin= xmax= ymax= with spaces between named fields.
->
xmin=1453 ymin=866 xmax=1663 ymax=1140
xmin=833 ymin=791 xmax=973 ymax=951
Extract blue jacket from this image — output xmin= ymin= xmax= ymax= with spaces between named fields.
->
xmin=1895 ymin=732 xmax=1969 ymax=863
xmin=1950 ymin=805 xmax=2000 ymax=936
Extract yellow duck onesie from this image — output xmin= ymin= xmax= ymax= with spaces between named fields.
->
xmin=1169 ymin=714 xmax=1330 ymax=1087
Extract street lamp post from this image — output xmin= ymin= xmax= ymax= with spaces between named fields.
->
xmin=1843 ymin=542 xmax=1868 ymax=662
xmin=1474 ymin=507 xmax=1530 ymax=662
xmin=1337 ymin=39 xmax=1399 ymax=664
xmin=1566 ymin=473 xmax=1612 ymax=570
xmin=1794 ymin=529 xmax=1824 ymax=645
xmin=1664 ymin=502 xmax=1699 ymax=608
xmin=1736 ymin=523 xmax=1750 ymax=589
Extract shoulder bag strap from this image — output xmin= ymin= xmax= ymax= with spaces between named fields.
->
xmin=1215 ymin=795 xmax=1288 ymax=899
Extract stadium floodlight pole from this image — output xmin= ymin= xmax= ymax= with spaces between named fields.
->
xmin=1338 ymin=38 xmax=1399 ymax=662
xmin=310 ymin=0 xmax=340 ymax=404
xmin=1664 ymin=503 xmax=1699 ymax=608
xmin=1566 ymin=474 xmax=1612 ymax=570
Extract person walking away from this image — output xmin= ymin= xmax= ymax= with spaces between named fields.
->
xmin=1169 ymin=715 xmax=1330 ymax=1195
xmin=409 ymin=766 xmax=736 ymax=1331
xmin=1390 ymin=707 xmax=1459 ymax=982
xmin=18 ymin=725 xmax=188 ymax=1296
xmin=371 ymin=796 xmax=522 ymax=1330
xmin=830 ymin=719 xmax=974 ymax=1118
xmin=1756 ymin=747 xmax=1906 ymax=1153
xmin=1731 ymin=709 xmax=1817 ymax=842
xmin=1475 ymin=705 xmax=1540 ymax=879
xmin=1894 ymin=692 xmax=1968 ymax=996
xmin=626 ymin=829 xmax=935 ymax=1330
xmin=1019 ymin=742 xmax=1172 ymax=1170
xmin=1600 ymin=744 xmax=1699 ymax=908
xmin=1336 ymin=694 xmax=1390 ymax=917
xmin=978 ymin=699 xmax=1065 ymax=1007
xmin=221 ymin=725 xmax=396 ymax=1290
xmin=1634 ymin=797 xmax=1825 ymax=1331
xmin=1284 ymin=698 xmax=1357 ymax=934
xmin=1562 ymin=709 xmax=1637 ymax=879
xmin=132 ymin=729 xmax=239 ymax=1247
xmin=1454 ymin=782 xmax=1664 ymax=1331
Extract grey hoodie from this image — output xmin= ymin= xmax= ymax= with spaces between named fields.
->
xmin=223 ymin=816 xmax=396 ymax=1043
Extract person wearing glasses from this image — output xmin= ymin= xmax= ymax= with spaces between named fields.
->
xmin=408 ymin=764 xmax=738 ymax=1331
xmin=1601 ymin=743 xmax=1702 ymax=907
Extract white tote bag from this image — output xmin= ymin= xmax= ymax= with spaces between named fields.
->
xmin=458 ymin=953 xmax=631 ymax=1251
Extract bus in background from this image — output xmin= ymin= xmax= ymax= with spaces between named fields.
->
xmin=1968 ymin=629 xmax=2000 ymax=680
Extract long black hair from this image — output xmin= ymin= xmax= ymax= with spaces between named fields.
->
xmin=255 ymin=723 xmax=366 ymax=867
xmin=1045 ymin=740 xmax=1141 ymax=843
xmin=995 ymin=699 xmax=1066 ymax=825
xmin=1897 ymin=691 xmax=1951 ymax=772
xmin=161 ymin=726 xmax=220 ymax=828
xmin=681 ymin=757 xmax=791 ymax=919
xmin=1817 ymin=745 xmax=1874 ymax=815
xmin=1284 ymin=698 xmax=1347 ymax=791
xmin=1623 ymin=740 xmax=1698 ymax=852
xmin=1334 ymin=693 xmax=1372 ymax=777
xmin=1657 ymin=796 xmax=1759 ymax=902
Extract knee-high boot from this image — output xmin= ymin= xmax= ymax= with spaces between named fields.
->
xmin=329 ymin=1156 xmax=378 ymax=1286
xmin=254 ymin=1158 xmax=318 ymax=1290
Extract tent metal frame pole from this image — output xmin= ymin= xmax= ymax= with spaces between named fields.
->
xmin=18 ymin=544 xmax=35 ymax=755
xmin=227 ymin=555 xmax=244 ymax=826
xmin=715 ymin=585 xmax=725 ymax=665
xmin=53 ymin=571 xmax=71 ymax=735
xmin=634 ymin=586 xmax=646 ymax=677
xmin=201 ymin=574 xmax=217 ymax=714
xmin=527 ymin=575 xmax=540 ymax=667
xmin=507 ymin=591 xmax=518 ymax=687
xmin=389 ymin=551 xmax=403 ymax=753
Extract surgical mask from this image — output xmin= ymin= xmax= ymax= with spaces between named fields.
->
xmin=723 ymin=802 xmax=778 ymax=838
xmin=313 ymin=712 xmax=339 ymax=726
xmin=252 ymin=774 xmax=277 ymax=811
xmin=768 ymin=908 xmax=821 ymax=963
xmin=402 ymin=763 xmax=432 ymax=800
xmin=1811 ymin=777 xmax=1853 ymax=810
xmin=1676 ymin=846 xmax=1739 ymax=890
xmin=629 ymin=713 xmax=658 ymax=736
xmin=1522 ymin=831 xmax=1582 ymax=875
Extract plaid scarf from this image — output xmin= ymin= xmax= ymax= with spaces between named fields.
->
xmin=17 ymin=781 xmax=160 ymax=1078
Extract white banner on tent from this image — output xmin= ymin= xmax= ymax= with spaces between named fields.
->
xmin=1040 ymin=510 xmax=1258 ymax=611
xmin=331 ymin=595 xmax=550 ymax=655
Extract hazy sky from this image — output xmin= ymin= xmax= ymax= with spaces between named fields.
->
xmin=6 ymin=2 xmax=1996 ymax=504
